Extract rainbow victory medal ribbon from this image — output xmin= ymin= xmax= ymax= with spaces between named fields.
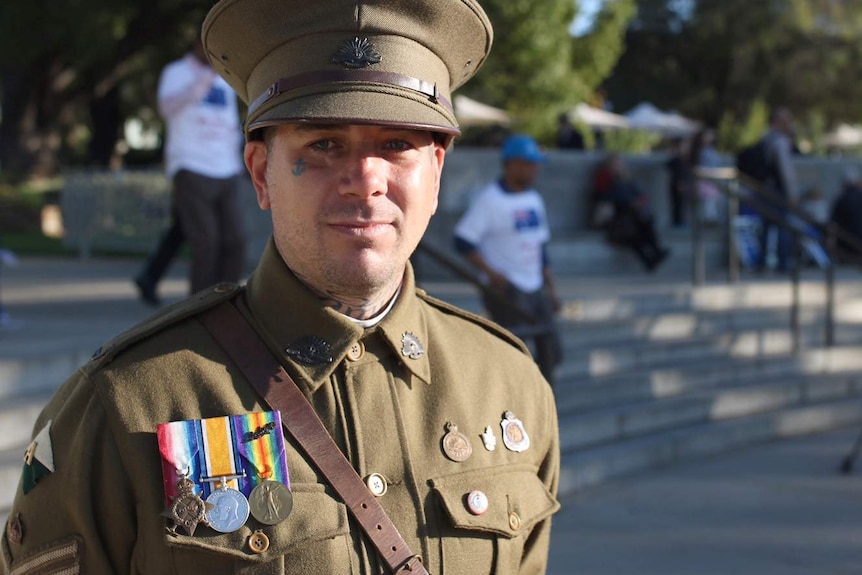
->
xmin=157 ymin=419 xmax=202 ymax=505
xmin=233 ymin=411 xmax=290 ymax=496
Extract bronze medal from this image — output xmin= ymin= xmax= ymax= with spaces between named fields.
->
xmin=168 ymin=477 xmax=213 ymax=536
xmin=249 ymin=480 xmax=294 ymax=525
xmin=442 ymin=422 xmax=472 ymax=462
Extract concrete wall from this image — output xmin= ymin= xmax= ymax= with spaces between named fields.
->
xmin=61 ymin=150 xmax=862 ymax=270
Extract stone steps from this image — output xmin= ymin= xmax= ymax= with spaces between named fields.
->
xmin=559 ymin=398 xmax=862 ymax=495
xmin=558 ymin=372 xmax=862 ymax=453
xmin=548 ymin=275 xmax=862 ymax=497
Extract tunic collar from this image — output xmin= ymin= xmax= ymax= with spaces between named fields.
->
xmin=244 ymin=239 xmax=432 ymax=393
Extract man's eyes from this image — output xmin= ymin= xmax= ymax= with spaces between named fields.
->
xmin=309 ymin=139 xmax=335 ymax=151
xmin=305 ymin=139 xmax=416 ymax=152
xmin=383 ymin=139 xmax=412 ymax=151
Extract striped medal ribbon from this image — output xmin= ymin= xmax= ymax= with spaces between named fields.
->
xmin=199 ymin=415 xmax=250 ymax=533
xmin=233 ymin=411 xmax=293 ymax=525
xmin=157 ymin=419 xmax=201 ymax=505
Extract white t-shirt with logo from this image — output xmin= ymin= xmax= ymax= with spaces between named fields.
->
xmin=454 ymin=181 xmax=551 ymax=293
xmin=158 ymin=54 xmax=242 ymax=179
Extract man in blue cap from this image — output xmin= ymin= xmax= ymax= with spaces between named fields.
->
xmin=454 ymin=134 xmax=563 ymax=385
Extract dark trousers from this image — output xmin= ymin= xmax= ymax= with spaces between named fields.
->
xmin=481 ymin=283 xmax=562 ymax=386
xmin=138 ymin=218 xmax=185 ymax=290
xmin=760 ymin=212 xmax=791 ymax=271
xmin=670 ymin=183 xmax=686 ymax=227
xmin=173 ymin=170 xmax=246 ymax=294
xmin=609 ymin=207 xmax=664 ymax=269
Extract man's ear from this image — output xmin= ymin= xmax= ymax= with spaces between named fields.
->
xmin=244 ymin=141 xmax=271 ymax=210
xmin=430 ymin=143 xmax=446 ymax=215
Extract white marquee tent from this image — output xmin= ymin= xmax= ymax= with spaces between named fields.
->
xmin=625 ymin=102 xmax=700 ymax=137
xmin=453 ymin=95 xmax=511 ymax=128
xmin=569 ymin=103 xmax=630 ymax=130
xmin=823 ymin=124 xmax=862 ymax=148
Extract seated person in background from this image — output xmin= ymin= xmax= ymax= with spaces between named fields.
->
xmin=830 ymin=168 xmax=862 ymax=259
xmin=589 ymin=155 xmax=616 ymax=228
xmin=604 ymin=154 xmax=671 ymax=272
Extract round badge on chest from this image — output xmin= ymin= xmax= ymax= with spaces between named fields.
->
xmin=442 ymin=422 xmax=473 ymax=462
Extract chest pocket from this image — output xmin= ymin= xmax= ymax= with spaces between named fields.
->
xmin=163 ymin=483 xmax=352 ymax=574
xmin=431 ymin=464 xmax=559 ymax=574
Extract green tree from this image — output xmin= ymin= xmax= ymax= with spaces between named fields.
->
xmin=462 ymin=0 xmax=634 ymax=143
xmin=605 ymin=0 xmax=862 ymax=151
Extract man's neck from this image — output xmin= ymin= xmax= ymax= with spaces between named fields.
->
xmin=320 ymin=289 xmax=400 ymax=321
xmin=290 ymin=268 xmax=402 ymax=321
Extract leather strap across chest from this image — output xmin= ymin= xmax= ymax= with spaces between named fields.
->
xmin=198 ymin=301 xmax=429 ymax=575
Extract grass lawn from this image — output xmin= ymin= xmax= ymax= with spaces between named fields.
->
xmin=1 ymin=232 xmax=74 ymax=256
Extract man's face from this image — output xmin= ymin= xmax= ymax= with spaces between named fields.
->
xmin=505 ymin=158 xmax=540 ymax=190
xmin=245 ymin=124 xmax=445 ymax=298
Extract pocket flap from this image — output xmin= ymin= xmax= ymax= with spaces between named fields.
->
xmin=431 ymin=464 xmax=559 ymax=538
xmin=165 ymin=484 xmax=349 ymax=562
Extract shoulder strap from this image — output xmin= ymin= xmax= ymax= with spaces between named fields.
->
xmin=198 ymin=301 xmax=429 ymax=575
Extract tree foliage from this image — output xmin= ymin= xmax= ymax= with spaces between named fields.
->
xmin=0 ymin=0 xmax=210 ymax=179
xmin=0 ymin=0 xmax=634 ymax=178
xmin=463 ymin=0 xmax=634 ymax=142
xmin=604 ymin=0 xmax=862 ymax=151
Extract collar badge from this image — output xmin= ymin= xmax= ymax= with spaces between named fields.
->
xmin=286 ymin=335 xmax=333 ymax=366
xmin=400 ymin=332 xmax=425 ymax=360
xmin=332 ymin=37 xmax=382 ymax=69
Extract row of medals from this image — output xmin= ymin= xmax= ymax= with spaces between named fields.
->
xmin=166 ymin=474 xmax=293 ymax=536
xmin=166 ymin=410 xmax=528 ymax=535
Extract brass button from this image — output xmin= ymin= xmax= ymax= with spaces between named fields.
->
xmin=509 ymin=511 xmax=521 ymax=531
xmin=508 ymin=512 xmax=522 ymax=531
xmin=248 ymin=530 xmax=270 ymax=554
xmin=365 ymin=473 xmax=388 ymax=497
xmin=346 ymin=341 xmax=365 ymax=361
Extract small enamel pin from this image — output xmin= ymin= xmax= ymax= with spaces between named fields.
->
xmin=500 ymin=411 xmax=530 ymax=453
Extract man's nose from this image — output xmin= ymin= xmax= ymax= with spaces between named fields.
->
xmin=337 ymin=152 xmax=388 ymax=198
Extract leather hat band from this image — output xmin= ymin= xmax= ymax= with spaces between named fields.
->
xmin=248 ymin=69 xmax=454 ymax=119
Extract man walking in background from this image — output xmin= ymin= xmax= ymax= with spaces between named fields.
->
xmin=454 ymin=134 xmax=563 ymax=385
xmin=135 ymin=34 xmax=246 ymax=303
xmin=760 ymin=107 xmax=799 ymax=272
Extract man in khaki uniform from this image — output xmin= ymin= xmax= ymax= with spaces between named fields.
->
xmin=1 ymin=1 xmax=560 ymax=574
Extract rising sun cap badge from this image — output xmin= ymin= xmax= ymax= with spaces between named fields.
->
xmin=332 ymin=37 xmax=382 ymax=69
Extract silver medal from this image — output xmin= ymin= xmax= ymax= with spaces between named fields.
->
xmin=206 ymin=484 xmax=250 ymax=533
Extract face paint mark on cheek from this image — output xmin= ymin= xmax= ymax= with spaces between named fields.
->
xmin=292 ymin=158 xmax=307 ymax=177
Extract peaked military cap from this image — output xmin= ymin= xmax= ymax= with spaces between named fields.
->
xmin=202 ymin=0 xmax=493 ymax=137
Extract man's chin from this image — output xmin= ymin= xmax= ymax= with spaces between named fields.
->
xmin=331 ymin=255 xmax=403 ymax=291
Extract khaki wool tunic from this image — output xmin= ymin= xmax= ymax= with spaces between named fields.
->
xmin=2 ymin=240 xmax=560 ymax=575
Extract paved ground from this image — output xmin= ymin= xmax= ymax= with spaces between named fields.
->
xmin=2 ymin=255 xmax=862 ymax=573
xmin=548 ymin=428 xmax=862 ymax=575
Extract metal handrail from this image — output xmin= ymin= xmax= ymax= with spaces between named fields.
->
xmin=693 ymin=166 xmax=862 ymax=350
xmin=414 ymin=240 xmax=546 ymax=334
